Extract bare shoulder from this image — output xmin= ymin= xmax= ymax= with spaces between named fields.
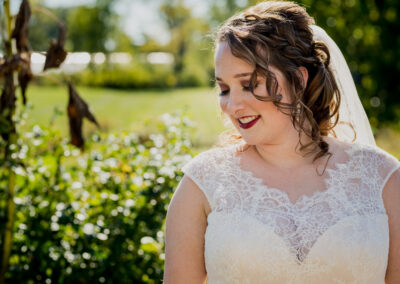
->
xmin=383 ymin=168 xmax=400 ymax=282
xmin=163 ymin=175 xmax=210 ymax=284
xmin=382 ymin=168 xmax=400 ymax=215
xmin=169 ymin=175 xmax=211 ymax=216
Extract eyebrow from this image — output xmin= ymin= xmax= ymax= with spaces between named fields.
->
xmin=215 ymin=72 xmax=253 ymax=81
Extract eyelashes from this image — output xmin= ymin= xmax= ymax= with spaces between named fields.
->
xmin=219 ymin=90 xmax=229 ymax=96
xmin=219 ymin=83 xmax=259 ymax=96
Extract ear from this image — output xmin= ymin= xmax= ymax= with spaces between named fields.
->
xmin=298 ymin=66 xmax=308 ymax=89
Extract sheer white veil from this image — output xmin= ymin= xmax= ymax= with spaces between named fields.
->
xmin=310 ymin=25 xmax=376 ymax=146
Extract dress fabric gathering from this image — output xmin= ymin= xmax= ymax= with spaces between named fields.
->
xmin=182 ymin=142 xmax=400 ymax=284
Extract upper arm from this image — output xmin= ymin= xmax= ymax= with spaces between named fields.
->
xmin=382 ymin=168 xmax=400 ymax=283
xmin=163 ymin=175 xmax=209 ymax=284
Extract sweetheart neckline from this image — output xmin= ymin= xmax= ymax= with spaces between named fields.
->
xmin=206 ymin=210 xmax=388 ymax=265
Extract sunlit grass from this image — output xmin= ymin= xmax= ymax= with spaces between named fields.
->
xmin=20 ymin=85 xmax=227 ymax=147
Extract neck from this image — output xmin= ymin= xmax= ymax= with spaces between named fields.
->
xmin=252 ymin=131 xmax=316 ymax=170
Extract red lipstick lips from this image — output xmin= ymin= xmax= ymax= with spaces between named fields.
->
xmin=238 ymin=115 xmax=261 ymax=129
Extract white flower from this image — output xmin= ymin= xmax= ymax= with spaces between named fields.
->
xmin=83 ymin=223 xmax=95 ymax=235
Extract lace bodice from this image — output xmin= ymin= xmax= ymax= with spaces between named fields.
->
xmin=182 ymin=141 xmax=400 ymax=284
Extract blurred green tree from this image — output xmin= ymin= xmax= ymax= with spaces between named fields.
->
xmin=27 ymin=0 xmax=130 ymax=53
xmin=28 ymin=9 xmax=64 ymax=51
xmin=160 ymin=0 xmax=192 ymax=76
xmin=67 ymin=2 xmax=116 ymax=52
xmin=208 ymin=0 xmax=259 ymax=27
xmin=160 ymin=0 xmax=211 ymax=86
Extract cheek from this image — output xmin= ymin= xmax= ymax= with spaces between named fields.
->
xmin=219 ymin=97 xmax=228 ymax=113
xmin=259 ymin=103 xmax=291 ymax=127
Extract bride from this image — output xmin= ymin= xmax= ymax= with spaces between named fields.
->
xmin=163 ymin=1 xmax=400 ymax=283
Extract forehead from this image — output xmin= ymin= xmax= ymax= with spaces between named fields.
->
xmin=214 ymin=42 xmax=282 ymax=80
xmin=214 ymin=42 xmax=254 ymax=78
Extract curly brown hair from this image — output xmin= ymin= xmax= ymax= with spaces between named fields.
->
xmin=215 ymin=1 xmax=341 ymax=163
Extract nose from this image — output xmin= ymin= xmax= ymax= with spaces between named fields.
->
xmin=221 ymin=89 xmax=245 ymax=115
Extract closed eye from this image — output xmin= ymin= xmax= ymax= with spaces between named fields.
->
xmin=218 ymin=81 xmax=259 ymax=96
xmin=219 ymin=89 xmax=229 ymax=96
xmin=242 ymin=83 xmax=258 ymax=92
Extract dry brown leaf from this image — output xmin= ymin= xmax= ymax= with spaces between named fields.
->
xmin=11 ymin=0 xmax=31 ymax=52
xmin=0 ymin=55 xmax=32 ymax=105
xmin=67 ymin=82 xmax=99 ymax=148
xmin=18 ymin=53 xmax=33 ymax=105
xmin=0 ymin=72 xmax=17 ymax=141
xmin=43 ymin=24 xmax=67 ymax=71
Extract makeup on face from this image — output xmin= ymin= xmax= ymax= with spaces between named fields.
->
xmin=214 ymin=42 xmax=295 ymax=146
xmin=216 ymin=74 xmax=261 ymax=97
xmin=237 ymin=115 xmax=261 ymax=129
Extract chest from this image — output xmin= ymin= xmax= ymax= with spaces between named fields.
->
xmin=243 ymin=163 xmax=328 ymax=204
xmin=238 ymin=149 xmax=337 ymax=205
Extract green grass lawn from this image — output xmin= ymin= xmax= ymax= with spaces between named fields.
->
xmin=19 ymin=84 xmax=400 ymax=157
xmin=21 ymin=85 xmax=228 ymax=147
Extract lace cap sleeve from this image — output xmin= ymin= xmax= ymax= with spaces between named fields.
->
xmin=358 ymin=144 xmax=400 ymax=193
xmin=375 ymin=147 xmax=400 ymax=192
xmin=181 ymin=147 xmax=231 ymax=211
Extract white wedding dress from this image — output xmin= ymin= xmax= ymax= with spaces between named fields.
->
xmin=182 ymin=140 xmax=400 ymax=284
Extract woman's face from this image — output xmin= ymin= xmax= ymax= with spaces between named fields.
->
xmin=214 ymin=41 xmax=295 ymax=146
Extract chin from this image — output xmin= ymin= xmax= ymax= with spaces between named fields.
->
xmin=240 ymin=135 xmax=266 ymax=146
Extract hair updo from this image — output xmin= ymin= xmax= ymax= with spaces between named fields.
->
xmin=216 ymin=1 xmax=340 ymax=163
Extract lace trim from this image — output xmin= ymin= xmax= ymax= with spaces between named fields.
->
xmin=230 ymin=145 xmax=353 ymax=207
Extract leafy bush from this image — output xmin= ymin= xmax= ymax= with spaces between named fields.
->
xmin=72 ymin=63 xmax=178 ymax=90
xmin=0 ymin=113 xmax=195 ymax=283
xmin=178 ymin=63 xmax=211 ymax=87
xmin=69 ymin=54 xmax=212 ymax=89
